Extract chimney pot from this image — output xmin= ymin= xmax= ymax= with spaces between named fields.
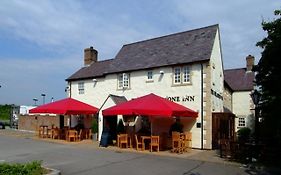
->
xmin=246 ymin=55 xmax=255 ymax=72
xmin=84 ymin=46 xmax=98 ymax=66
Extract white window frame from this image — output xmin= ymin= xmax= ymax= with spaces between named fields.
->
xmin=174 ymin=67 xmax=181 ymax=84
xmin=78 ymin=82 xmax=85 ymax=94
xmin=238 ymin=117 xmax=246 ymax=127
xmin=173 ymin=66 xmax=191 ymax=85
xmin=183 ymin=66 xmax=190 ymax=83
xmin=147 ymin=71 xmax=153 ymax=80
xmin=117 ymin=73 xmax=130 ymax=89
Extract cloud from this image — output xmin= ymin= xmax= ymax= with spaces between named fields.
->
xmin=0 ymin=0 xmax=155 ymax=60
xmin=0 ymin=54 xmax=81 ymax=105
xmin=173 ymin=0 xmax=279 ymax=68
xmin=0 ymin=0 xmax=279 ymax=105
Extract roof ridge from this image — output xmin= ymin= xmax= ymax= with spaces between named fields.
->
xmin=122 ymin=24 xmax=219 ymax=47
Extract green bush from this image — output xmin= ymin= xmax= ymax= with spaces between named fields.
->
xmin=237 ymin=127 xmax=251 ymax=142
xmin=91 ymin=119 xmax=98 ymax=133
xmin=0 ymin=105 xmax=11 ymax=120
xmin=0 ymin=161 xmax=46 ymax=175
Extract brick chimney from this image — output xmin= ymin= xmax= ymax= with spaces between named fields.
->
xmin=84 ymin=46 xmax=98 ymax=66
xmin=246 ymin=55 xmax=255 ymax=72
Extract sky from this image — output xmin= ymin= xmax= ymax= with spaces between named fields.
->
xmin=0 ymin=0 xmax=280 ymax=106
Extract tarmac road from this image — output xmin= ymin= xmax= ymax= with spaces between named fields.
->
xmin=0 ymin=134 xmax=264 ymax=175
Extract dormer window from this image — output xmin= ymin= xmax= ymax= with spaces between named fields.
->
xmin=118 ymin=73 xmax=130 ymax=89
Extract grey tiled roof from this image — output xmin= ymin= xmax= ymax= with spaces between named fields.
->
xmin=67 ymin=24 xmax=219 ymax=81
xmin=224 ymin=68 xmax=255 ymax=91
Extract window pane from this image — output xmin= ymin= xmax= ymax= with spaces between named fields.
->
xmin=78 ymin=82 xmax=84 ymax=94
xmin=147 ymin=71 xmax=153 ymax=80
xmin=123 ymin=73 xmax=129 ymax=87
xmin=174 ymin=67 xmax=181 ymax=84
xmin=183 ymin=66 xmax=190 ymax=83
xmin=238 ymin=117 xmax=246 ymax=127
xmin=118 ymin=74 xmax=123 ymax=88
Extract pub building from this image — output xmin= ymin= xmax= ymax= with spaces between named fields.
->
xmin=66 ymin=24 xmax=227 ymax=150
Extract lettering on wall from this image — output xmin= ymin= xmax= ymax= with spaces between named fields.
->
xmin=211 ymin=89 xmax=223 ymax=100
xmin=166 ymin=95 xmax=195 ymax=102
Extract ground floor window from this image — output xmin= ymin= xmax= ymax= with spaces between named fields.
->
xmin=238 ymin=117 xmax=246 ymax=128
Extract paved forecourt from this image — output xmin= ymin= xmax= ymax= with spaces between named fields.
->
xmin=0 ymin=132 xmax=252 ymax=175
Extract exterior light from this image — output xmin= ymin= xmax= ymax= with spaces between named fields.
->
xmin=65 ymin=86 xmax=70 ymax=92
xmin=159 ymin=70 xmax=164 ymax=74
xmin=93 ymin=79 xmax=97 ymax=82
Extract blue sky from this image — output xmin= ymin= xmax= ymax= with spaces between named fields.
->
xmin=0 ymin=0 xmax=279 ymax=105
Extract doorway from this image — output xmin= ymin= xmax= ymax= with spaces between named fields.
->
xmin=104 ymin=116 xmax=117 ymax=141
xmin=212 ymin=113 xmax=235 ymax=149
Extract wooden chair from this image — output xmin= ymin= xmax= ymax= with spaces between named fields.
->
xmin=42 ymin=126 xmax=49 ymax=138
xmin=150 ymin=136 xmax=160 ymax=152
xmin=135 ymin=135 xmax=142 ymax=151
xmin=182 ymin=132 xmax=192 ymax=152
xmin=77 ymin=129 xmax=83 ymax=141
xmin=52 ymin=128 xmax=60 ymax=139
xmin=87 ymin=129 xmax=93 ymax=139
xmin=38 ymin=126 xmax=43 ymax=138
xmin=119 ymin=134 xmax=128 ymax=148
xmin=47 ymin=128 xmax=52 ymax=138
xmin=67 ymin=130 xmax=77 ymax=142
xmin=172 ymin=132 xmax=182 ymax=153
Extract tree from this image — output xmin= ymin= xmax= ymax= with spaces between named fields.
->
xmin=254 ymin=9 xmax=281 ymax=157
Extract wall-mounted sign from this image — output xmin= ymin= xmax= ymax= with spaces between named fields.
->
xmin=166 ymin=95 xmax=195 ymax=102
xmin=211 ymin=89 xmax=223 ymax=100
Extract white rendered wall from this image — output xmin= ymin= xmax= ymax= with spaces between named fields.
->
xmin=69 ymin=65 xmax=204 ymax=148
xmin=232 ymin=91 xmax=254 ymax=131
xmin=210 ymin=30 xmax=224 ymax=112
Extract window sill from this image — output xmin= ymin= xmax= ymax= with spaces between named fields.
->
xmin=146 ymin=80 xmax=154 ymax=83
xmin=117 ymin=87 xmax=131 ymax=91
xmin=171 ymin=82 xmax=192 ymax=87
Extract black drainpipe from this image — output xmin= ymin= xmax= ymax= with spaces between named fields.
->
xmin=200 ymin=63 xmax=204 ymax=150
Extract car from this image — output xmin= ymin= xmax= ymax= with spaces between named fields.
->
xmin=0 ymin=121 xmax=5 ymax=129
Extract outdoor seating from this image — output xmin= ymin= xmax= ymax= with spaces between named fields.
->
xmin=135 ymin=135 xmax=143 ymax=151
xmin=77 ymin=129 xmax=83 ymax=141
xmin=38 ymin=126 xmax=43 ymax=138
xmin=119 ymin=134 xmax=128 ymax=148
xmin=66 ymin=130 xmax=78 ymax=142
xmin=52 ymin=128 xmax=60 ymax=139
xmin=41 ymin=125 xmax=49 ymax=138
xmin=171 ymin=132 xmax=182 ymax=153
xmin=141 ymin=135 xmax=151 ymax=151
xmin=150 ymin=135 xmax=160 ymax=152
xmin=182 ymin=132 xmax=192 ymax=152
xmin=47 ymin=128 xmax=52 ymax=138
xmin=85 ymin=128 xmax=92 ymax=139
xmin=59 ymin=127 xmax=68 ymax=140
